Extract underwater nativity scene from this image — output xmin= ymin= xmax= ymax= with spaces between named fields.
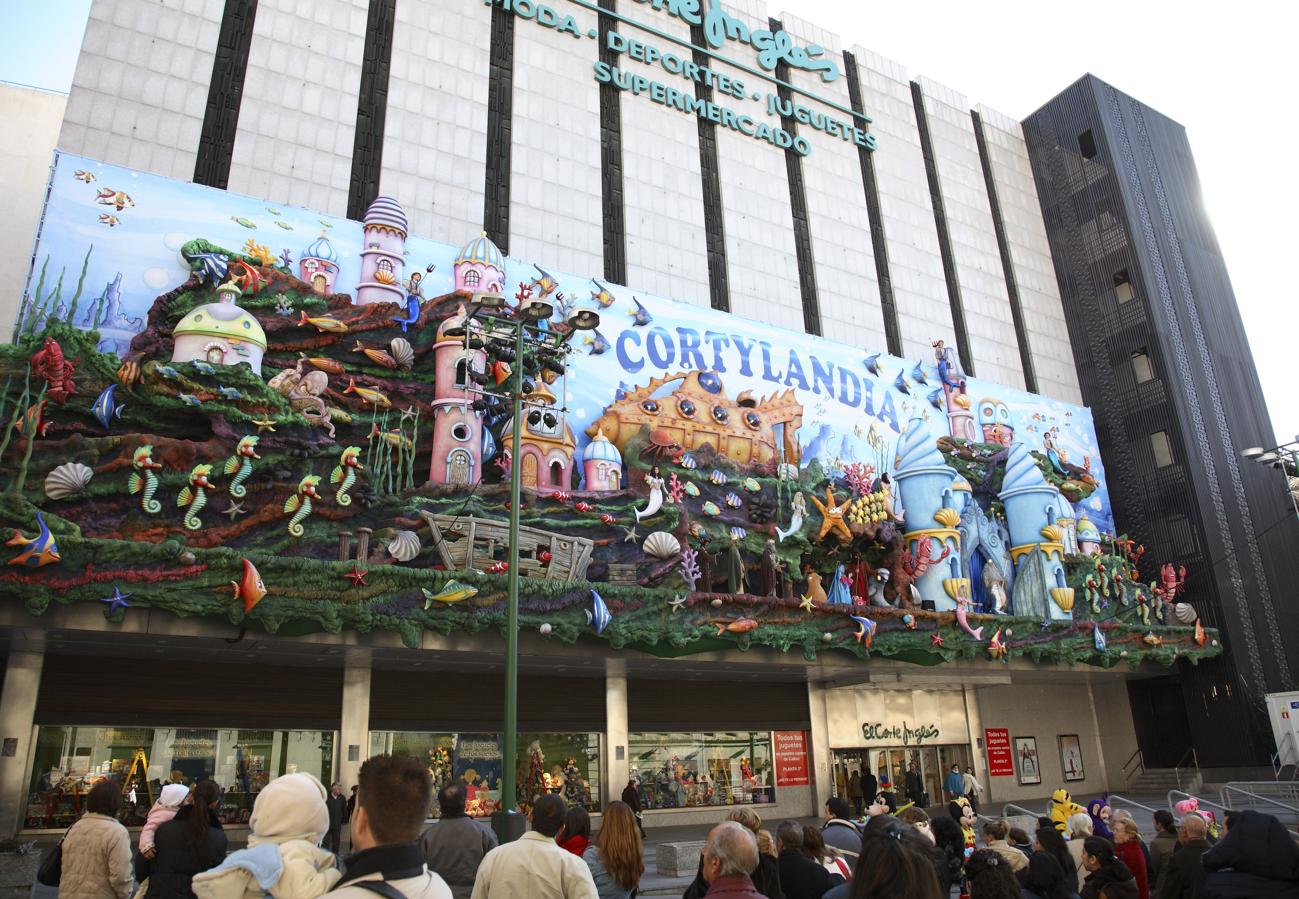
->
xmin=0 ymin=153 xmax=1219 ymax=667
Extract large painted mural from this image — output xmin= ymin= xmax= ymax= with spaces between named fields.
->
xmin=0 ymin=152 xmax=1217 ymax=666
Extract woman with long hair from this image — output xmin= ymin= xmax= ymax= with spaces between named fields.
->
xmin=802 ymin=823 xmax=850 ymax=884
xmin=558 ymin=805 xmax=591 ymax=856
xmin=582 ymin=801 xmax=643 ymax=899
xmin=147 ymin=780 xmax=228 ymax=899
xmin=849 ymin=818 xmax=943 ymax=899
xmin=1079 ymin=837 xmax=1137 ymax=899
xmin=964 ymin=849 xmax=1025 ymax=899
xmin=929 ymin=815 xmax=967 ymax=897
xmin=1034 ymin=826 xmax=1077 ymax=884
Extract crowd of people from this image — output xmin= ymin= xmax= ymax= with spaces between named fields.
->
xmin=43 ymin=763 xmax=1299 ymax=899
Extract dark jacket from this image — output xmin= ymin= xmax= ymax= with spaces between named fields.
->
xmin=905 ymin=770 xmax=925 ymax=805
xmin=776 ymin=850 xmax=830 ymax=899
xmin=704 ymin=874 xmax=768 ymax=899
xmin=860 ymin=773 xmax=877 ymax=806
xmin=146 ymin=806 xmax=228 ymax=899
xmin=1149 ymin=831 xmax=1179 ymax=890
xmin=846 ymin=774 xmax=863 ymax=799
xmin=1018 ymin=850 xmax=1077 ymax=899
xmin=1201 ymin=810 xmax=1299 ymax=899
xmin=685 ymin=853 xmax=783 ymax=899
xmin=327 ymin=792 xmax=349 ymax=830
xmin=420 ymin=814 xmax=499 ymax=899
xmin=1082 ymin=858 xmax=1139 ymax=899
xmin=1154 ymin=838 xmax=1209 ymax=899
xmin=620 ymin=784 xmax=642 ymax=814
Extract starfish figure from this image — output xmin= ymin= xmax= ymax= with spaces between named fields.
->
xmin=400 ymin=406 xmax=418 ymax=422
xmin=621 ymin=526 xmax=638 ymax=544
xmin=669 ymin=594 xmax=687 ymax=614
xmin=809 ymin=486 xmax=853 ymax=542
xmin=252 ymin=416 xmax=277 ymax=433
xmin=930 ymin=632 xmax=945 ymax=647
xmin=343 ymin=564 xmax=369 ymax=588
xmin=222 ymin=500 xmax=247 ymax=520
xmin=100 ymin=586 xmax=133 ymax=615
xmin=799 ymin=594 xmax=815 ymax=612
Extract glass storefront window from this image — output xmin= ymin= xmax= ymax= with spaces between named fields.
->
xmin=26 ymin=726 xmax=334 ymax=829
xmin=368 ymin=731 xmax=602 ymax=816
xmin=628 ymin=732 xmax=775 ymax=808
xmin=831 ymin=743 xmax=972 ymax=812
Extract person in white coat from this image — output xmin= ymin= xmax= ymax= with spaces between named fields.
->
xmin=59 ymin=780 xmax=133 ymax=899
xmin=331 ymin=755 xmax=451 ymax=899
xmin=192 ymin=773 xmax=341 ymax=899
xmin=470 ymin=794 xmax=598 ymax=899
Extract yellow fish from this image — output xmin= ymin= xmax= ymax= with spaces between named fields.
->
xmin=422 ymin=580 xmax=478 ymax=608
xmin=298 ymin=311 xmax=348 ymax=333
xmin=344 ymin=378 xmax=391 ymax=408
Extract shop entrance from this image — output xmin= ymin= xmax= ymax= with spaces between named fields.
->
xmin=831 ymin=744 xmax=973 ymax=813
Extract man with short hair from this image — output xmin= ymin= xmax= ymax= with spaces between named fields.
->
xmin=1153 ymin=814 xmax=1210 ymax=899
xmin=327 ymin=781 xmax=349 ymax=854
xmin=775 ymin=820 xmax=831 ymax=899
xmin=944 ymin=764 xmax=964 ymax=802
xmin=421 ymin=783 xmax=499 ymax=899
xmin=700 ymin=821 xmax=764 ymax=898
xmin=820 ymin=797 xmax=862 ymax=861
xmin=469 ymin=794 xmax=597 ymax=898
xmin=331 ymin=755 xmax=453 ymax=899
xmin=1149 ymin=809 xmax=1178 ymax=890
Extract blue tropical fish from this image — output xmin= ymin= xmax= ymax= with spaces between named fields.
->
xmin=893 ymin=371 xmax=911 ymax=395
xmin=850 ymin=615 xmax=877 ymax=647
xmin=911 ymin=361 xmax=929 ymax=385
xmin=188 ymin=252 xmax=229 ymax=284
xmin=193 ymin=361 xmax=217 ymax=375
xmin=1093 ymin=623 xmax=1108 ymax=653
xmin=587 ymin=589 xmax=613 ymax=635
xmin=863 ymin=353 xmax=881 ymax=377
xmin=217 ymin=386 xmax=243 ymax=400
xmin=155 ymin=365 xmax=182 ymax=380
xmin=927 ymin=388 xmax=945 ymax=410
xmin=177 ymin=393 xmax=202 ymax=407
xmin=628 ymin=298 xmax=652 ymax=327
xmin=584 ymin=329 xmax=610 ymax=356
xmin=91 ymin=383 xmax=125 ymax=430
xmin=6 ymin=512 xmax=60 ymax=567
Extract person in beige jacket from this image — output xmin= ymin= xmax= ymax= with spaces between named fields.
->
xmin=60 ymin=780 xmax=134 ymax=899
xmin=192 ymin=773 xmax=341 ymax=899
xmin=470 ymin=795 xmax=597 ymax=899
xmin=981 ymin=819 xmax=1029 ymax=874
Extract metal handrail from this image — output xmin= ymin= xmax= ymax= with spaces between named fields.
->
xmin=1174 ymin=747 xmax=1199 ymax=791
xmin=1168 ymin=789 xmax=1229 ymax=817
xmin=1106 ymin=792 xmax=1163 ymax=827
xmin=1003 ymin=803 xmax=1045 ymax=821
xmin=1220 ymin=784 xmax=1299 ymax=817
xmin=1274 ymin=732 xmax=1297 ymax=780
xmin=1122 ymin=748 xmax=1145 ymax=787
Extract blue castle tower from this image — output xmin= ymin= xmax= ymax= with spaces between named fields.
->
xmin=892 ymin=418 xmax=964 ymax=611
xmin=998 ymin=443 xmax=1075 ymax=620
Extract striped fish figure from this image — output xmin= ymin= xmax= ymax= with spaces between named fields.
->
xmin=586 ymin=589 xmax=613 ymax=635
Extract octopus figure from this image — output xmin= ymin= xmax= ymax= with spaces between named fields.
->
xmin=330 ymin=446 xmax=364 ymax=506
xmin=223 ymin=436 xmax=260 ymax=498
xmin=634 ymin=466 xmax=665 ymax=523
xmin=177 ymin=464 xmax=213 ymax=531
xmin=127 ymin=445 xmax=163 ymax=514
xmin=284 ymin=475 xmax=323 ymax=536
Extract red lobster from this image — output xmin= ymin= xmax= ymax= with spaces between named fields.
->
xmin=1153 ymin=562 xmax=1186 ymax=606
xmin=30 ymin=337 xmax=76 ymax=404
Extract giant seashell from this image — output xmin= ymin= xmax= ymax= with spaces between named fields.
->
xmin=45 ymin=462 xmax=93 ymax=500
xmin=386 ymin=530 xmax=421 ymax=562
xmin=642 ymin=531 xmax=681 ymax=560
xmin=1173 ymin=602 xmax=1197 ymax=625
xmin=390 ymin=338 xmax=414 ymax=370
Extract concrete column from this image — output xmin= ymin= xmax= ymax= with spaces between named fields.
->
xmin=1086 ymin=681 xmax=1109 ymax=792
xmin=338 ymin=650 xmax=372 ymax=791
xmin=0 ymin=647 xmax=44 ymax=838
xmin=806 ymin=679 xmax=832 ymax=815
xmin=604 ymin=661 xmax=628 ymax=807
xmin=962 ymin=685 xmax=988 ymax=804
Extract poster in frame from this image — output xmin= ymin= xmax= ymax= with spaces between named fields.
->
xmin=1059 ymin=734 xmax=1085 ymax=782
xmin=1014 ymin=736 xmax=1041 ymax=786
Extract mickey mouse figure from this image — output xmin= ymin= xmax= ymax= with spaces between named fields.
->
xmin=948 ymin=796 xmax=977 ymax=858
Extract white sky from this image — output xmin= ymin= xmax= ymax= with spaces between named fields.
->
xmin=4 ymin=0 xmax=1296 ymax=444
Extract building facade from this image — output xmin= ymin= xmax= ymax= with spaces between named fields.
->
xmin=1024 ymin=76 xmax=1299 ymax=768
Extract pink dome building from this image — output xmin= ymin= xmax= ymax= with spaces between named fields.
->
xmin=299 ymin=232 xmax=339 ymax=294
xmin=428 ymin=305 xmax=486 ymax=486
xmin=454 ymin=232 xmax=505 ymax=293
xmin=581 ymin=428 xmax=623 ymax=492
xmin=356 ymin=196 xmax=407 ymax=305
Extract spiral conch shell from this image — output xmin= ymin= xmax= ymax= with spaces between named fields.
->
xmin=390 ymin=338 xmax=414 ymax=370
xmin=386 ymin=530 xmax=421 ymax=562
xmin=642 ymin=531 xmax=681 ymax=560
xmin=45 ymin=462 xmax=93 ymax=500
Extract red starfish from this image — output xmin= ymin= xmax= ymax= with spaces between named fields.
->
xmin=343 ymin=564 xmax=369 ymax=588
xmin=930 ymin=633 xmax=945 ymax=648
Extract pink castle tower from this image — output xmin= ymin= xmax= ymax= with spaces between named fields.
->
xmin=453 ymin=232 xmax=506 ymax=293
xmin=428 ymin=305 xmax=486 ymax=486
xmin=356 ymin=196 xmax=407 ymax=305
xmin=581 ymin=428 xmax=623 ymax=492
xmin=299 ymin=231 xmax=339 ymax=294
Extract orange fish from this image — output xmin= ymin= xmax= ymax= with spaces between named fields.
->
xmin=302 ymin=355 xmax=344 ymax=375
xmin=351 ymin=342 xmax=397 ymax=369
xmin=713 ymin=617 xmax=759 ymax=636
xmin=24 ymin=400 xmax=48 ymax=437
xmin=298 ymin=311 xmax=348 ymax=333
xmin=343 ymin=378 xmax=391 ymax=408
xmin=987 ymin=627 xmax=1007 ymax=660
xmin=1194 ymin=618 xmax=1205 ymax=647
xmin=232 ymin=558 xmax=268 ymax=612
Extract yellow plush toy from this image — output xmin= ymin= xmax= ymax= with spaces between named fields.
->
xmin=1049 ymin=788 xmax=1086 ymax=833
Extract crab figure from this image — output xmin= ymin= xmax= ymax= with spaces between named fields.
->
xmin=643 ymin=428 xmax=683 ymax=462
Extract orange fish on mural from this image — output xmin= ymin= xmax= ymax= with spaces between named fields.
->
xmin=231 ymin=558 xmax=268 ymax=612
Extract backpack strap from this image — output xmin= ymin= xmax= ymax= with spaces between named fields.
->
xmin=340 ymin=880 xmax=409 ymax=899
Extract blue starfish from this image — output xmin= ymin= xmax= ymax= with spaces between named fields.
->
xmin=100 ymin=585 xmax=133 ymax=615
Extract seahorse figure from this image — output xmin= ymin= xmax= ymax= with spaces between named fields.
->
xmin=177 ymin=464 xmax=213 ymax=531
xmin=330 ymin=446 xmax=363 ymax=506
xmin=284 ymin=474 xmax=322 ymax=536
xmin=127 ymin=445 xmax=164 ymax=514
xmin=223 ymin=436 xmax=261 ymax=498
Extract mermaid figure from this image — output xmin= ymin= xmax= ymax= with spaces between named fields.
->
xmin=634 ymin=466 xmax=665 ymax=523
xmin=775 ymin=491 xmax=807 ymax=542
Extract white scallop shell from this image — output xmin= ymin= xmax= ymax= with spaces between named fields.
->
xmin=45 ymin=462 xmax=93 ymax=500
xmin=1172 ymin=602 xmax=1197 ymax=625
xmin=642 ymin=531 xmax=681 ymax=559
xmin=390 ymin=338 xmax=414 ymax=370
xmin=386 ymin=530 xmax=421 ymax=562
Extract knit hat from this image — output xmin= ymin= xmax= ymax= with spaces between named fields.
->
xmin=158 ymin=783 xmax=190 ymax=809
xmin=248 ymin=773 xmax=330 ymax=847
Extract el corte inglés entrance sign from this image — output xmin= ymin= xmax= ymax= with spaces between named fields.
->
xmin=861 ymin=722 xmax=942 ymax=746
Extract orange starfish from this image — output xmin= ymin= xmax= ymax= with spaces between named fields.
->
xmin=809 ymin=486 xmax=853 ymax=542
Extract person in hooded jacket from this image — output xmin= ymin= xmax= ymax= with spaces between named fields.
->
xmin=1200 ymin=809 xmax=1299 ymax=898
xmin=192 ymin=772 xmax=341 ymax=899
xmin=146 ymin=780 xmax=228 ymax=899
xmin=1079 ymin=837 xmax=1137 ymax=899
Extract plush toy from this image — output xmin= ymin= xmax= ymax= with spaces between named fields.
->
xmin=1049 ymin=788 xmax=1086 ymax=834
xmin=1175 ymin=797 xmax=1221 ymax=840
xmin=1087 ymin=794 xmax=1113 ymax=839
xmin=949 ymin=797 xmax=977 ymax=858
xmin=868 ymin=792 xmax=893 ymax=816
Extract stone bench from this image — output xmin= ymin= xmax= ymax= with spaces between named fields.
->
xmin=656 ymin=840 xmax=706 ymax=878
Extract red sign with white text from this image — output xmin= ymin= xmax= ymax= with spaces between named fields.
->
xmin=773 ymin=731 xmax=810 ymax=786
xmin=985 ymin=728 xmax=1014 ymax=777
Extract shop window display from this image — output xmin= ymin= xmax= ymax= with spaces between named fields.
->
xmin=368 ymin=731 xmax=601 ymax=815
xmin=628 ymin=732 xmax=775 ymax=808
xmin=26 ymin=726 xmax=334 ymax=829
xmin=831 ymin=744 xmax=973 ymax=811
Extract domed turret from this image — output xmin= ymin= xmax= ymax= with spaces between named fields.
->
xmin=582 ymin=427 xmax=623 ymax=493
xmin=454 ymin=231 xmax=506 ymax=294
xmin=171 ymin=300 xmax=267 ymax=374
xmin=892 ymin=418 xmax=962 ymax=611
xmin=299 ymin=231 xmax=340 ymax=295
xmin=364 ymin=196 xmax=409 ymax=237
xmin=356 ymin=197 xmax=408 ymax=305
xmin=1076 ymin=515 xmax=1102 ymax=555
